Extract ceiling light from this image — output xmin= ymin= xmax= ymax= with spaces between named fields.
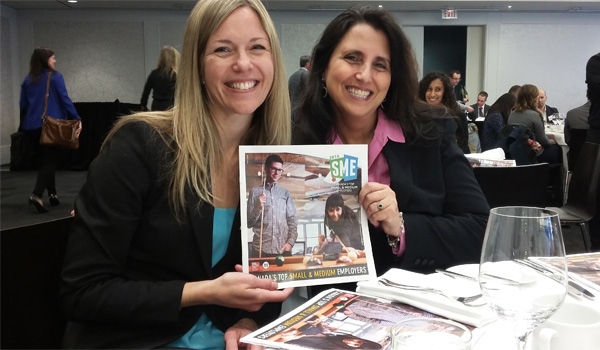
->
xmin=507 ymin=5 xmax=512 ymax=9
xmin=378 ymin=5 xmax=383 ymax=8
xmin=67 ymin=0 xmax=78 ymax=3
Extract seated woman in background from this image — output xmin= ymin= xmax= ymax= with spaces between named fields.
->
xmin=293 ymin=5 xmax=489 ymax=297
xmin=418 ymin=71 xmax=470 ymax=153
xmin=507 ymin=84 xmax=562 ymax=164
xmin=140 ymin=45 xmax=179 ymax=111
xmin=324 ymin=193 xmax=364 ymax=250
xmin=59 ymin=0 xmax=293 ymax=348
xmin=481 ymin=92 xmax=517 ymax=152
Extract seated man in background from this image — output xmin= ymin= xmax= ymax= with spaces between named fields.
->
xmin=537 ymin=88 xmax=559 ymax=124
xmin=467 ymin=91 xmax=490 ymax=121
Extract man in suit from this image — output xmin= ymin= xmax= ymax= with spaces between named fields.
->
xmin=537 ymin=88 xmax=559 ymax=124
xmin=288 ymin=55 xmax=311 ymax=111
xmin=449 ymin=69 xmax=473 ymax=115
xmin=564 ymin=100 xmax=590 ymax=145
xmin=467 ymin=91 xmax=490 ymax=121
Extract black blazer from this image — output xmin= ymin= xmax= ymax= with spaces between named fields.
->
xmin=544 ymin=105 xmax=559 ymax=123
xmin=467 ymin=103 xmax=490 ymax=121
xmin=370 ymin=120 xmax=490 ymax=275
xmin=59 ymin=122 xmax=280 ymax=348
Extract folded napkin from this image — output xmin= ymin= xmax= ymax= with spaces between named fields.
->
xmin=356 ymin=265 xmax=497 ymax=327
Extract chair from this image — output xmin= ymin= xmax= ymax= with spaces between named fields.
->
xmin=566 ymin=128 xmax=588 ymax=170
xmin=548 ymin=142 xmax=600 ymax=252
xmin=473 ymin=163 xmax=550 ymax=208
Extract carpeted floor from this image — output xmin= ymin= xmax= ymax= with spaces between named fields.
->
xmin=1 ymin=165 xmax=87 ymax=230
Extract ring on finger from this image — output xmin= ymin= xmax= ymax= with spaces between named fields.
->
xmin=377 ymin=201 xmax=384 ymax=210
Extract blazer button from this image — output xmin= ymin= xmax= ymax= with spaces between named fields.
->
xmin=428 ymin=260 xmax=436 ymax=266
xmin=414 ymin=258 xmax=421 ymax=265
xmin=421 ymin=259 xmax=429 ymax=265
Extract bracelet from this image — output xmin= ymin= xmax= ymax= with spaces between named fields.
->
xmin=387 ymin=212 xmax=405 ymax=253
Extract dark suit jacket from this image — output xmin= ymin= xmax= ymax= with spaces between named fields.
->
xmin=371 ymin=120 xmax=490 ymax=275
xmin=544 ymin=105 xmax=559 ymax=123
xmin=467 ymin=103 xmax=490 ymax=121
xmin=59 ymin=122 xmax=280 ymax=349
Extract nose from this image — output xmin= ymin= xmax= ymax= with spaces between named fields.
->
xmin=233 ymin=51 xmax=253 ymax=71
xmin=355 ymin=64 xmax=372 ymax=82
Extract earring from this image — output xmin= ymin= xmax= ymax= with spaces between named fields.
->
xmin=322 ymin=85 xmax=328 ymax=98
xmin=380 ymin=97 xmax=387 ymax=110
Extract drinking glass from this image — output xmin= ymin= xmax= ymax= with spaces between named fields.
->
xmin=479 ymin=206 xmax=568 ymax=350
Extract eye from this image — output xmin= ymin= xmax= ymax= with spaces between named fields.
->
xmin=373 ymin=60 xmax=388 ymax=71
xmin=212 ymin=46 xmax=232 ymax=55
xmin=344 ymin=54 xmax=360 ymax=63
xmin=251 ymin=44 xmax=267 ymax=50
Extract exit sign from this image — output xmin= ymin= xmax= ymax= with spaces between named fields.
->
xmin=442 ymin=9 xmax=458 ymax=19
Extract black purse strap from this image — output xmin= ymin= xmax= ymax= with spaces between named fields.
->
xmin=41 ymin=71 xmax=51 ymax=120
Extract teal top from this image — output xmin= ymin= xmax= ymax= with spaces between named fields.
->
xmin=166 ymin=208 xmax=236 ymax=349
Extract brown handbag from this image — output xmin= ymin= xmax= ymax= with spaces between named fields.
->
xmin=39 ymin=71 xmax=80 ymax=149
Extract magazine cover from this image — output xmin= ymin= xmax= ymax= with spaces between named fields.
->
xmin=239 ymin=145 xmax=376 ymax=288
xmin=241 ymin=289 xmax=439 ymax=350
xmin=566 ymin=252 xmax=600 ymax=293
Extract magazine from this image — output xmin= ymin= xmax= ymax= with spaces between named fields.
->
xmin=241 ymin=289 xmax=441 ymax=350
xmin=566 ymin=252 xmax=600 ymax=293
xmin=239 ymin=145 xmax=376 ymax=288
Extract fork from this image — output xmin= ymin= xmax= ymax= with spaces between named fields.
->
xmin=378 ymin=278 xmax=486 ymax=307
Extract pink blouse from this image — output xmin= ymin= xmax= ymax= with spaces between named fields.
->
xmin=331 ymin=109 xmax=407 ymax=255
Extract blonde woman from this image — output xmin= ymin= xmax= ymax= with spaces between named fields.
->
xmin=59 ymin=0 xmax=292 ymax=348
xmin=140 ymin=45 xmax=180 ymax=111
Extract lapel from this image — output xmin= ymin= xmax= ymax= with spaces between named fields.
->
xmin=188 ymin=199 xmax=243 ymax=278
xmin=188 ymin=196 xmax=215 ymax=278
xmin=383 ymin=142 xmax=413 ymax=210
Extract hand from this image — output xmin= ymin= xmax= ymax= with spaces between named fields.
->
xmin=224 ymin=318 xmax=263 ymax=350
xmin=258 ymin=193 xmax=266 ymax=209
xmin=358 ymin=182 xmax=403 ymax=237
xmin=198 ymin=266 xmax=293 ymax=311
xmin=279 ymin=242 xmax=292 ymax=254
xmin=75 ymin=121 xmax=82 ymax=138
xmin=466 ymin=105 xmax=474 ymax=113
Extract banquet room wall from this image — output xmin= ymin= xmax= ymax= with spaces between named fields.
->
xmin=1 ymin=5 xmax=599 ymax=163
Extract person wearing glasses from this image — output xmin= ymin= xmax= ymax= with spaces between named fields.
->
xmin=247 ymin=154 xmax=298 ymax=258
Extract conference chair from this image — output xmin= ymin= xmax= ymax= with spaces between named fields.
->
xmin=473 ymin=163 xmax=550 ymax=208
xmin=548 ymin=142 xmax=600 ymax=252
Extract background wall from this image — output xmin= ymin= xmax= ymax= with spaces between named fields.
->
xmin=1 ymin=6 xmax=599 ymax=163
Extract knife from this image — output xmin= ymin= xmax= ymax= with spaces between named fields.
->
xmin=568 ymin=280 xmax=596 ymax=300
xmin=435 ymin=269 xmax=478 ymax=282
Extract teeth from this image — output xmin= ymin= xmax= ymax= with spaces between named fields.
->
xmin=229 ymin=81 xmax=256 ymax=90
xmin=347 ymin=87 xmax=370 ymax=99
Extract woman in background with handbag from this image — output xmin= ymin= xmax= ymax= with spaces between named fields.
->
xmin=19 ymin=47 xmax=82 ymax=213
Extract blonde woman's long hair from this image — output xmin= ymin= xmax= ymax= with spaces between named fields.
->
xmin=103 ymin=0 xmax=290 ymax=219
xmin=157 ymin=45 xmax=179 ymax=78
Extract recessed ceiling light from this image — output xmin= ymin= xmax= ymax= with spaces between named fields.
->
xmin=378 ymin=5 xmax=383 ymax=8
xmin=507 ymin=5 xmax=512 ymax=9
xmin=68 ymin=0 xmax=78 ymax=3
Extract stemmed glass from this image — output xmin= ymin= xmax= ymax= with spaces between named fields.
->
xmin=479 ymin=206 xmax=568 ymax=350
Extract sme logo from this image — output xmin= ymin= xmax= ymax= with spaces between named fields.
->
xmin=329 ymin=155 xmax=359 ymax=181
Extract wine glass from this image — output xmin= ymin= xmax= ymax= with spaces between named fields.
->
xmin=479 ymin=206 xmax=568 ymax=350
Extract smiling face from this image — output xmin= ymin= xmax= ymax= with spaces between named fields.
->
xmin=327 ymin=206 xmax=343 ymax=222
xmin=425 ymin=78 xmax=444 ymax=106
xmin=323 ymin=23 xmax=391 ymax=123
xmin=267 ymin=161 xmax=283 ymax=183
xmin=203 ymin=6 xmax=274 ymax=120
